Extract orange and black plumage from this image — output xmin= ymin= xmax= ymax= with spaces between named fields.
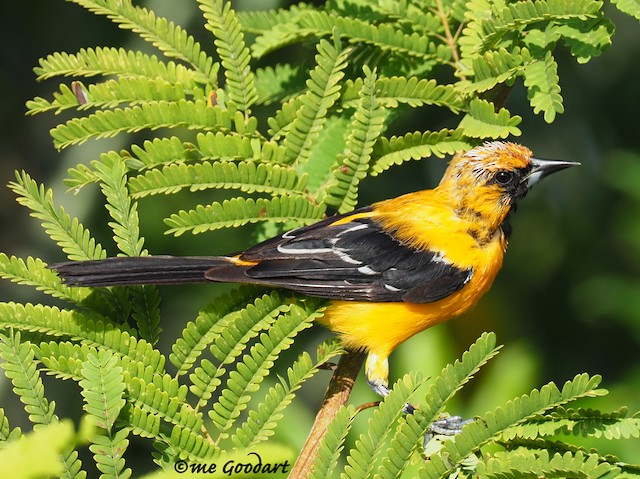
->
xmin=51 ymin=141 xmax=578 ymax=397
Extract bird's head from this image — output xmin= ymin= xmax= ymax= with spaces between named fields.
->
xmin=438 ymin=141 xmax=579 ymax=237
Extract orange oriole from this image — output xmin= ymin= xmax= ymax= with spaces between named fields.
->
xmin=51 ymin=141 xmax=578 ymax=399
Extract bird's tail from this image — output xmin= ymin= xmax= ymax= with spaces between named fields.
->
xmin=51 ymin=255 xmax=229 ymax=287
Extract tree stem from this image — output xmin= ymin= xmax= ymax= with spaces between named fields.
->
xmin=434 ymin=0 xmax=465 ymax=80
xmin=289 ymin=349 xmax=365 ymax=478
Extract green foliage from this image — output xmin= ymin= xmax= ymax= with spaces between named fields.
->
xmin=523 ymin=52 xmax=564 ymax=123
xmin=0 ymin=332 xmax=85 ymax=479
xmin=282 ymin=35 xmax=350 ymax=170
xmin=0 ymin=408 xmax=21 ymax=443
xmin=164 ymin=194 xmax=326 ymax=236
xmin=0 ymin=332 xmax=56 ymax=427
xmin=613 ymin=0 xmax=640 ymax=20
xmin=0 ymin=421 xmax=81 ymax=479
xmin=308 ymin=405 xmax=357 ymax=479
xmin=3 ymin=0 xmax=639 ymax=477
xmin=198 ymin=0 xmax=257 ymax=114
xmin=9 ymin=171 xmax=106 ymax=262
xmin=232 ymin=339 xmax=343 ymax=448
xmin=80 ymin=350 xmax=131 ymax=479
xmin=325 ymin=66 xmax=386 ymax=212
xmin=458 ymin=98 xmax=522 ymax=138
xmin=342 ymin=372 xmax=427 ymax=479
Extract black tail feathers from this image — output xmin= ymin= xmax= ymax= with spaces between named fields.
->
xmin=51 ymin=255 xmax=228 ymax=287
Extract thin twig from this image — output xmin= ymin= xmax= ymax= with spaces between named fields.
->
xmin=289 ymin=349 xmax=366 ymax=479
xmin=355 ymin=400 xmax=381 ymax=413
xmin=434 ymin=0 xmax=466 ymax=80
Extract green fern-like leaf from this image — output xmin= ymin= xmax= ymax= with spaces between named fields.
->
xmin=457 ymin=47 xmax=532 ymax=94
xmin=199 ymin=0 xmax=257 ymax=113
xmin=164 ymin=195 xmax=326 ymax=236
xmin=36 ymin=341 xmax=194 ymax=436
xmin=523 ymin=52 xmax=564 ymax=123
xmin=371 ymin=129 xmax=471 ymax=176
xmin=125 ymin=375 xmax=197 ymax=432
xmin=458 ymin=98 xmax=522 ymax=138
xmin=120 ymin=404 xmax=161 ymax=439
xmin=208 ymin=300 xmax=322 ymax=435
xmin=0 ymin=408 xmax=21 ymax=443
xmin=283 ymin=36 xmax=350 ymax=169
xmin=0 ymin=254 xmax=88 ymax=304
xmin=252 ymin=10 xmax=438 ymax=60
xmin=92 ymin=153 xmax=162 ymax=343
xmin=326 ymin=66 xmax=386 ymax=213
xmin=460 ymin=0 xmax=605 ymax=57
xmin=0 ymin=303 xmax=167 ymax=375
xmin=509 ymin=438 xmax=640 ymax=478
xmin=127 ymin=285 xmax=162 ymax=347
xmin=80 ymin=350 xmax=126 ymax=431
xmin=29 ymin=77 xmax=202 ymax=114
xmin=302 ymin=116 xmax=351 ymax=194
xmin=522 ymin=19 xmax=613 ymax=65
xmin=130 ymin=137 xmax=195 ymax=167
xmin=0 ymin=421 xmax=84 ymax=479
xmin=128 ymin=161 xmax=305 ymax=198
xmin=309 ymin=405 xmax=357 ymax=479
xmin=167 ymin=422 xmax=217 ymax=460
xmin=0 ymin=336 xmax=85 ymax=479
xmin=51 ymin=100 xmax=239 ymax=150
xmin=254 ymin=64 xmax=305 ymax=105
xmin=502 ymin=406 xmax=640 ymax=440
xmin=35 ymin=341 xmax=97 ymax=382
xmin=170 ymin=286 xmax=265 ymax=376
xmin=418 ymin=373 xmax=606 ymax=477
xmin=189 ymin=291 xmax=291 ymax=407
xmin=267 ymin=95 xmax=304 ymax=140
xmin=557 ymin=19 xmax=614 ymax=63
xmin=612 ymin=0 xmax=640 ymax=19
xmin=0 ymin=332 xmax=55 ymax=426
xmin=89 ymin=430 xmax=131 ymax=479
xmin=31 ymin=47 xmax=206 ymax=85
xmin=232 ymin=339 xmax=343 ymax=447
xmin=9 ymin=171 xmax=106 ymax=261
xmin=68 ymin=0 xmax=216 ymax=82
xmin=343 ymin=372 xmax=427 ymax=479
xmin=35 ymin=340 xmax=212 ymax=463
xmin=374 ymin=332 xmax=501 ymax=479
xmin=93 ymin=152 xmax=145 ymax=257
xmin=236 ymin=4 xmax=313 ymax=33
xmin=476 ymin=449 xmax=618 ymax=479
xmin=195 ymin=131 xmax=265 ymax=161
xmin=342 ymin=76 xmax=463 ymax=111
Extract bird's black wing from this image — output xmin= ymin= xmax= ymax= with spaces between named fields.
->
xmin=205 ymin=207 xmax=473 ymax=303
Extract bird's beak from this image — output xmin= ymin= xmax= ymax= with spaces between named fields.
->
xmin=525 ymin=158 xmax=580 ymax=188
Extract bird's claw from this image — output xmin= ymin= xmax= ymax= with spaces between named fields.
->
xmin=423 ymin=416 xmax=474 ymax=449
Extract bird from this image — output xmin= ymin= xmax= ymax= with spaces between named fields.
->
xmin=51 ymin=141 xmax=578 ymax=418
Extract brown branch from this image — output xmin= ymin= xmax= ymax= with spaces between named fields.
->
xmin=289 ymin=349 xmax=366 ymax=479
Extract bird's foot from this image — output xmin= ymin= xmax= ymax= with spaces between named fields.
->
xmin=423 ymin=415 xmax=475 ymax=449
xmin=367 ymin=379 xmax=417 ymax=414
xmin=366 ymin=377 xmax=472 ymax=449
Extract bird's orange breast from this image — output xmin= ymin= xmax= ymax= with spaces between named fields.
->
xmin=316 ymin=231 xmax=505 ymax=356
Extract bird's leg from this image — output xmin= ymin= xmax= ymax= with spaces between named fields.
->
xmin=364 ymin=352 xmax=473 ymax=442
xmin=364 ymin=352 xmax=390 ymax=397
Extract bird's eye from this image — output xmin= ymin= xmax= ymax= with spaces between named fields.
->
xmin=494 ymin=170 xmax=515 ymax=186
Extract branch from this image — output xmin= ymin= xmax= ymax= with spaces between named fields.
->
xmin=289 ymin=349 xmax=366 ymax=478
xmin=434 ymin=0 xmax=465 ymax=80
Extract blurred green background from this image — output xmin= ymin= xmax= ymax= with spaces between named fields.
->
xmin=1 ymin=0 xmax=639 ymax=470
